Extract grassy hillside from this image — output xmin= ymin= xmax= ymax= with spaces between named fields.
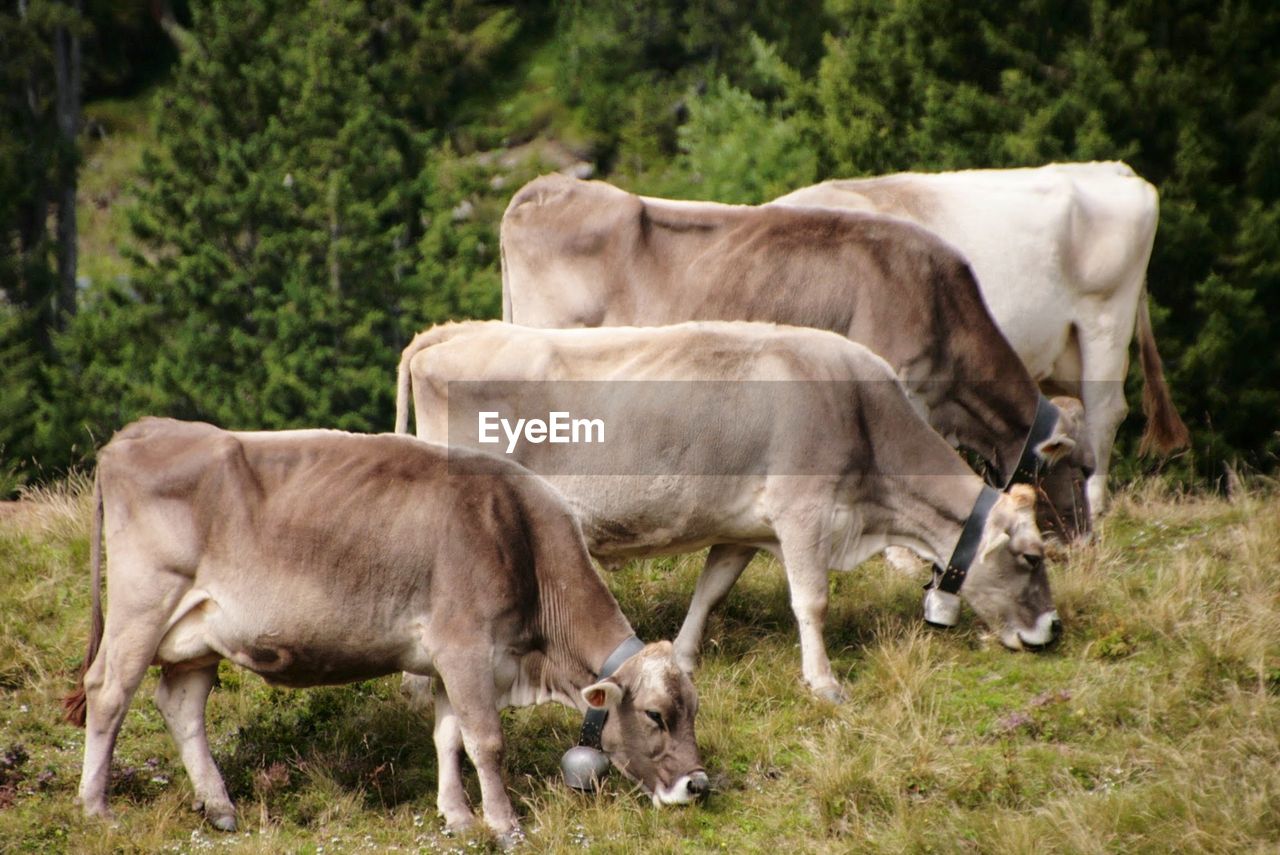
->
xmin=1 ymin=482 xmax=1278 ymax=853
xmin=77 ymin=94 xmax=157 ymax=291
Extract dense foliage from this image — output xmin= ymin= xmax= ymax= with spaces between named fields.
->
xmin=2 ymin=0 xmax=1278 ymax=491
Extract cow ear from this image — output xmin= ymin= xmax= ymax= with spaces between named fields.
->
xmin=581 ymin=679 xmax=623 ymax=711
xmin=981 ymin=531 xmax=1012 ymax=562
xmin=1035 ymin=434 xmax=1076 ymax=466
xmin=1007 ymin=484 xmax=1037 ymax=511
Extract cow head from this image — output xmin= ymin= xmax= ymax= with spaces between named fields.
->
xmin=1032 ymin=396 xmax=1095 ymax=542
xmin=581 ymin=641 xmax=708 ymax=806
xmin=958 ymin=484 xmax=1060 ymax=650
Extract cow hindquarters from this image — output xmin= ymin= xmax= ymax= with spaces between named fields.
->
xmin=156 ymin=664 xmax=235 ymax=830
xmin=78 ymin=571 xmax=186 ymax=818
xmin=674 ymin=545 xmax=757 ymax=674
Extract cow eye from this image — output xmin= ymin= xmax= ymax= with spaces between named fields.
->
xmin=645 ymin=710 xmax=666 ymax=730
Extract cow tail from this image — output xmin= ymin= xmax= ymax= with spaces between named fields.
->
xmin=500 ymin=234 xmax=513 ymax=323
xmin=395 ymin=333 xmax=418 ymax=434
xmin=1135 ymin=285 xmax=1191 ymax=456
xmin=63 ymin=471 xmax=105 ymax=727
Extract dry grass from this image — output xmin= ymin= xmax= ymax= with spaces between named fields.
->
xmin=1 ymin=480 xmax=1278 ymax=852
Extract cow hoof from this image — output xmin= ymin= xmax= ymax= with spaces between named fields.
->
xmin=206 ymin=808 xmax=237 ymax=832
xmin=814 ymin=684 xmax=848 ymax=704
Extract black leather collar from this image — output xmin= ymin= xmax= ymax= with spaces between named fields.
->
xmin=577 ymin=635 xmax=644 ymax=750
xmin=1008 ymin=395 xmax=1059 ymax=486
xmin=932 ymin=485 xmax=1001 ymax=595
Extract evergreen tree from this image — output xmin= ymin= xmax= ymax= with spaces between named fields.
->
xmin=806 ymin=0 xmax=1280 ymax=478
xmin=4 ymin=0 xmax=1278 ymax=489
xmin=56 ymin=0 xmax=518 ymax=446
xmin=0 ymin=0 xmax=87 ymax=488
xmin=634 ymin=38 xmax=819 ymax=203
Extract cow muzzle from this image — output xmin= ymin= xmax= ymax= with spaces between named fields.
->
xmin=1001 ymin=610 xmax=1062 ymax=650
xmin=653 ymin=770 xmax=710 ymax=806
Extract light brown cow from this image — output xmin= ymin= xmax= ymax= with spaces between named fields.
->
xmin=64 ymin=418 xmax=706 ymax=841
xmin=396 ymin=321 xmax=1059 ymax=702
xmin=499 ymin=174 xmax=1094 ymax=541
xmin=772 ymin=162 xmax=1189 ymax=514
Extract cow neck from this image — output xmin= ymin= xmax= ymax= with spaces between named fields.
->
xmin=533 ymin=558 xmax=637 ymax=705
xmin=945 ymin=372 xmax=1046 ymax=487
xmin=853 ymin=381 xmax=992 ymax=569
xmin=874 ymin=472 xmax=987 ymax=570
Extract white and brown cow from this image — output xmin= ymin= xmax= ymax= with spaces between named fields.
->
xmin=64 ymin=418 xmax=706 ymax=840
xmin=500 ymin=173 xmax=1094 ymax=540
xmin=772 ymin=161 xmax=1189 ymax=513
xmin=396 ymin=321 xmax=1060 ymax=702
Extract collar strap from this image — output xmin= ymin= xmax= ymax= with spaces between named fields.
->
xmin=577 ymin=635 xmax=644 ymax=750
xmin=1008 ymin=395 xmax=1059 ymax=486
xmin=932 ymin=485 xmax=1001 ymax=594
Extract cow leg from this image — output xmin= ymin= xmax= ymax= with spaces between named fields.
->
xmin=433 ymin=656 xmax=520 ymax=840
xmin=431 ymin=688 xmax=475 ymax=832
xmin=155 ymin=664 xmax=235 ymax=831
xmin=78 ymin=597 xmax=177 ymax=818
xmin=674 ymin=544 xmax=756 ymax=673
xmin=776 ymin=526 xmax=844 ymax=702
xmin=1078 ymin=341 xmax=1130 ymax=515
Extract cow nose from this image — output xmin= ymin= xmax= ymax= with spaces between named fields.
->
xmin=686 ymin=771 xmax=710 ymax=799
xmin=1051 ymin=616 xmax=1063 ymax=638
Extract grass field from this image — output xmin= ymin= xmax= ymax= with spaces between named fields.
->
xmin=1 ymin=478 xmax=1278 ymax=853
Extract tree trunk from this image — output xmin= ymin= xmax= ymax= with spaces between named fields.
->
xmin=13 ymin=0 xmax=53 ymax=354
xmin=52 ymin=0 xmax=82 ymax=325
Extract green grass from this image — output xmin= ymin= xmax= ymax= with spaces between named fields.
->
xmin=2 ymin=481 xmax=1279 ymax=852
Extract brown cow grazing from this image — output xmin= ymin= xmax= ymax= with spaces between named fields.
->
xmin=64 ymin=418 xmax=706 ymax=841
xmin=772 ymin=162 xmax=1189 ymax=515
xmin=500 ymin=174 xmax=1094 ymax=542
xmin=396 ymin=321 xmax=1060 ymax=702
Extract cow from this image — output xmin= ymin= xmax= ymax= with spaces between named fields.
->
xmin=395 ymin=321 xmax=1060 ymax=703
xmin=63 ymin=418 xmax=707 ymax=842
xmin=499 ymin=173 xmax=1094 ymax=541
xmin=771 ymin=161 xmax=1190 ymax=513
